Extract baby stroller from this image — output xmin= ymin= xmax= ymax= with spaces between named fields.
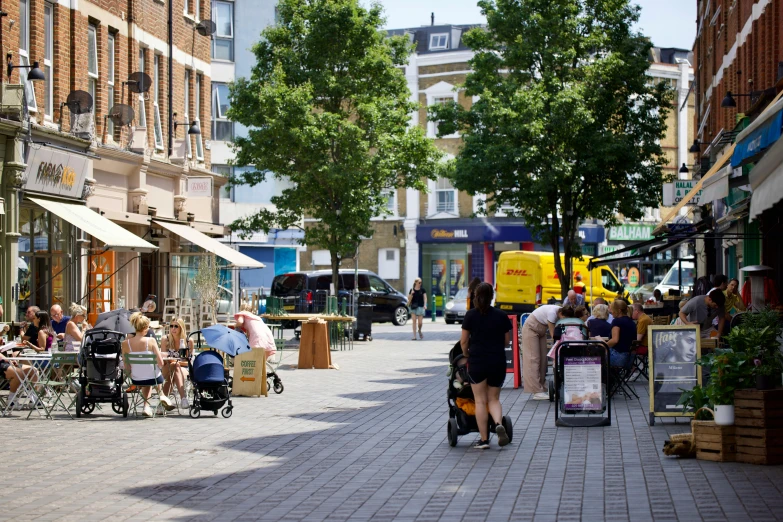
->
xmin=77 ymin=329 xmax=128 ymax=418
xmin=548 ymin=319 xmax=589 ymax=402
xmin=446 ymin=343 xmax=513 ymax=447
xmin=188 ymin=350 xmax=233 ymax=418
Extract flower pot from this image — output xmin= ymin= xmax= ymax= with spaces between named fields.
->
xmin=756 ymin=374 xmax=775 ymax=390
xmin=714 ymin=404 xmax=735 ymax=426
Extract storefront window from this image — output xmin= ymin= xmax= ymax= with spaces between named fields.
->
xmin=170 ymin=253 xmax=234 ymax=314
xmin=422 ymin=244 xmax=470 ymax=308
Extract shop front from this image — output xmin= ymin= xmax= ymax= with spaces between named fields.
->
xmin=603 ymin=223 xmax=680 ymax=290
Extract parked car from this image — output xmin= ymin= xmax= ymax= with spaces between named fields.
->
xmin=627 ymin=282 xmax=657 ymax=303
xmin=444 ymin=288 xmax=468 ymax=324
xmin=271 ymin=270 xmax=410 ymax=326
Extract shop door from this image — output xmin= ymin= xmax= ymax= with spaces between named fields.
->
xmin=88 ymin=252 xmax=116 ymax=325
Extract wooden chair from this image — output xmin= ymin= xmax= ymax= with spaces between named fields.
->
xmin=653 ymin=315 xmax=671 ymax=325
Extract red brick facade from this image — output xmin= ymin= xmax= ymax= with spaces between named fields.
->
xmin=1 ymin=0 xmax=211 ymax=162
xmin=694 ymin=0 xmax=783 ymax=146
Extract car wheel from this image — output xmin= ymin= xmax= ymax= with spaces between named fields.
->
xmin=392 ymin=306 xmax=409 ymax=326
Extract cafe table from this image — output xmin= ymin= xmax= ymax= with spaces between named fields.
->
xmin=1 ymin=353 xmax=52 ymax=417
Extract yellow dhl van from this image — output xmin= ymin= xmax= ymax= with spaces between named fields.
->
xmin=495 ymin=251 xmax=626 ymax=314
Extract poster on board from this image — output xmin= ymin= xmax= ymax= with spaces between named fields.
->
xmin=449 ymin=259 xmax=465 ymax=296
xmin=431 ymin=259 xmax=447 ymax=301
xmin=649 ymin=325 xmax=701 ymax=418
xmin=563 ymin=356 xmax=603 ymax=411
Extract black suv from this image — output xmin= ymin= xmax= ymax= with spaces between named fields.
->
xmin=271 ymin=270 xmax=410 ymax=326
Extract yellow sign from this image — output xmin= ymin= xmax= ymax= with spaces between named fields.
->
xmin=627 ymin=267 xmax=640 ymax=288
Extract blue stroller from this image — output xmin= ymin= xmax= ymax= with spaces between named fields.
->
xmin=188 ymin=350 xmax=233 ymax=418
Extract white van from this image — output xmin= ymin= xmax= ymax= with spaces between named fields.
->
xmin=654 ymin=259 xmax=695 ymax=297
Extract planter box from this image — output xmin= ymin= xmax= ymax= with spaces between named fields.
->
xmin=693 ymin=420 xmax=736 ymax=462
xmin=734 ymin=388 xmax=783 ymax=428
xmin=734 ymin=389 xmax=783 ymax=464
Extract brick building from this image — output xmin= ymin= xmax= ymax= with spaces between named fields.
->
xmin=0 ymin=0 xmax=260 ymax=324
xmin=664 ymin=0 xmax=783 ymax=297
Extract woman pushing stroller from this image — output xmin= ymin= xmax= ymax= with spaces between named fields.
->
xmin=460 ymin=282 xmax=512 ymax=449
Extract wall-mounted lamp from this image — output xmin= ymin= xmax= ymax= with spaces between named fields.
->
xmin=688 ymin=139 xmax=707 ymax=153
xmin=6 ymin=53 xmax=44 ymax=81
xmin=679 ymin=163 xmax=689 ymax=174
xmin=172 ymin=112 xmax=201 ymax=135
xmin=721 ymin=91 xmax=753 ymax=108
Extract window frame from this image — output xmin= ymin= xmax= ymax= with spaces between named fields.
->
xmin=211 ymin=81 xmax=233 ymax=142
xmin=152 ymin=54 xmax=164 ymax=151
xmin=42 ymin=2 xmax=54 ymax=119
xmin=429 ymin=33 xmax=449 ymax=50
xmin=106 ymin=32 xmax=116 ymax=138
xmin=137 ymin=48 xmax=147 ymax=128
xmin=87 ymin=24 xmax=99 ymax=122
xmin=212 ymin=1 xmax=234 ymax=61
xmin=435 ymin=177 xmax=456 ymax=214
xmin=18 ymin=0 xmax=37 ymax=112
xmin=184 ymin=69 xmax=192 ymax=158
xmin=194 ymin=73 xmax=204 ymax=161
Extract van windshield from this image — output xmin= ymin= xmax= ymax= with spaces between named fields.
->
xmin=271 ymin=274 xmax=305 ymax=295
xmin=601 ymin=269 xmax=623 ymax=293
xmin=661 ymin=263 xmax=695 ymax=287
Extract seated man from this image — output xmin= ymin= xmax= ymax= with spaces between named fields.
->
xmin=679 ymin=289 xmax=725 ymax=338
xmin=50 ymin=304 xmax=71 ymax=341
xmin=631 ymin=303 xmax=652 ymax=358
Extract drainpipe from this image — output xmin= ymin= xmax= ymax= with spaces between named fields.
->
xmin=167 ymin=0 xmax=173 ymax=155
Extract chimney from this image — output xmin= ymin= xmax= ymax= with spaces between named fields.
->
xmin=431 ymin=12 xmax=434 ymax=26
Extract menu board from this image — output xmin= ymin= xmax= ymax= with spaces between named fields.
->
xmin=649 ymin=325 xmax=701 ymax=416
xmin=563 ymin=356 xmax=603 ymax=411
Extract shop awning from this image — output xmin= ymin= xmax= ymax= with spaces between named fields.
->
xmin=153 ymin=220 xmax=265 ymax=268
xmin=701 ymin=164 xmax=731 ymax=203
xmin=28 ymin=197 xmax=157 ymax=252
xmin=732 ymin=97 xmax=783 ymax=167
xmin=749 ymin=136 xmax=783 ymax=221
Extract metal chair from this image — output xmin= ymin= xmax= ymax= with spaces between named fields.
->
xmin=609 ymin=347 xmax=639 ymax=399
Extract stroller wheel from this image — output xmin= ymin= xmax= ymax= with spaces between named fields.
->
xmin=75 ymin=392 xmax=82 ymax=418
xmin=502 ymin=415 xmax=514 ymax=443
xmin=222 ymin=407 xmax=233 ymax=418
xmin=447 ymin=418 xmax=458 ymax=447
xmin=548 ymin=379 xmax=555 ymax=402
xmin=122 ymin=392 xmax=129 ymax=418
xmin=112 ymin=401 xmax=123 ymax=415
xmin=189 ymin=407 xmax=201 ymax=419
xmin=273 ymin=380 xmax=284 ymax=394
xmin=214 ymin=409 xmax=219 ymax=416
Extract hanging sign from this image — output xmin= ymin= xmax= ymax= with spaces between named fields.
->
xmin=24 ymin=146 xmax=90 ymax=198
xmin=663 ymin=181 xmax=703 ymax=206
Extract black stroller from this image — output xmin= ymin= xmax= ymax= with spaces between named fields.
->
xmin=188 ymin=350 xmax=233 ymax=418
xmin=446 ymin=343 xmax=513 ymax=447
xmin=76 ymin=329 xmax=128 ymax=418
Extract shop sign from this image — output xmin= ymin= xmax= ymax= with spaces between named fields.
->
xmin=187 ymin=177 xmax=213 ymax=197
xmin=607 ymin=224 xmax=654 ymax=242
xmin=417 ymin=223 xmax=533 ymax=243
xmin=24 ymin=146 xmax=89 ymax=198
xmin=578 ymin=225 xmax=605 ymax=244
xmin=627 ymin=267 xmax=640 ymax=288
xmin=662 ymin=181 xmax=703 ymax=206
xmin=431 ymin=228 xmax=469 ymax=239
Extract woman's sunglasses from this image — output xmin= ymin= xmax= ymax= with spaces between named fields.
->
xmin=170 ymin=324 xmax=180 ymax=329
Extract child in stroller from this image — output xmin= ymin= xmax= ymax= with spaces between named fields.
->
xmin=446 ymin=343 xmax=513 ymax=447
xmin=547 ymin=306 xmax=590 ymax=402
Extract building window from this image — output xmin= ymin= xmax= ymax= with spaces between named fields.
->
xmin=107 ymin=33 xmax=116 ymax=137
xmin=436 ymin=177 xmax=456 ymax=213
xmin=380 ymin=188 xmax=397 ymax=215
xmin=43 ymin=2 xmax=53 ymax=119
xmin=431 ymin=95 xmax=456 ymax=137
xmin=195 ymin=73 xmax=204 ymax=161
xmin=153 ymin=55 xmax=164 ymax=151
xmin=19 ymin=0 xmax=36 ymax=111
xmin=429 ymin=33 xmax=449 ymax=50
xmin=184 ymin=70 xmax=192 ymax=158
xmin=87 ymin=24 xmax=98 ymax=121
xmin=212 ymin=1 xmax=234 ymax=61
xmin=212 ymin=164 xmax=232 ymax=198
xmin=378 ymin=248 xmax=400 ymax=280
xmin=137 ymin=49 xmax=146 ymax=128
xmin=212 ymin=82 xmax=233 ymax=141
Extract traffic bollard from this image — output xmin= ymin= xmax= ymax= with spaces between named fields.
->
xmin=431 ymin=297 xmax=436 ymax=322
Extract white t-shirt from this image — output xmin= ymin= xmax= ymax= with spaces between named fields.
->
xmin=530 ymin=305 xmax=560 ymax=325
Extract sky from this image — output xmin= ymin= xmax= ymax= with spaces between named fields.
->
xmin=364 ymin=0 xmax=697 ymax=50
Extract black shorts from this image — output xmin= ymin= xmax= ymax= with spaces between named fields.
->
xmin=468 ymin=360 xmax=506 ymax=387
xmin=0 ymin=360 xmax=10 ymax=375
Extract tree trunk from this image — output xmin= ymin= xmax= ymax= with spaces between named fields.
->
xmin=551 ymin=213 xmax=570 ymax=300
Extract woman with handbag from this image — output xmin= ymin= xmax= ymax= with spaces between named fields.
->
xmin=408 ymin=278 xmax=427 ymax=340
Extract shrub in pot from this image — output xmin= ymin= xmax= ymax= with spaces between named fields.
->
xmin=698 ymin=349 xmax=753 ymax=426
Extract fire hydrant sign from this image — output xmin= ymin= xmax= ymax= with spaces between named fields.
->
xmin=232 ymin=348 xmax=267 ymax=397
xmin=563 ymin=356 xmax=602 ymax=411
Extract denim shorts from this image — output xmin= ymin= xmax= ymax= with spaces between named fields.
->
xmin=411 ymin=307 xmax=426 ymax=316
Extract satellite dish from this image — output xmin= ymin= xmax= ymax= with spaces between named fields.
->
xmin=65 ymin=90 xmax=93 ymax=114
xmin=108 ymin=104 xmax=135 ymax=126
xmin=195 ymin=19 xmax=217 ymax=37
xmin=126 ymin=72 xmax=152 ymax=93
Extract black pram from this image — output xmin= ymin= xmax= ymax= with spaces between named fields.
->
xmin=188 ymin=350 xmax=233 ymax=418
xmin=446 ymin=342 xmax=513 ymax=447
xmin=77 ymin=329 xmax=128 ymax=417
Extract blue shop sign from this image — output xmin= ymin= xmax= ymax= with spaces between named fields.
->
xmin=578 ymin=225 xmax=605 ymax=244
xmin=732 ymin=108 xmax=783 ymax=167
xmin=417 ymin=223 xmax=532 ymax=243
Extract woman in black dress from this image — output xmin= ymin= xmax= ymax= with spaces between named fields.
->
xmin=460 ymin=282 xmax=512 ymax=449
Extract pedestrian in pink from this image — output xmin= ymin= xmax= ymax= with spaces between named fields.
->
xmin=233 ymin=311 xmax=277 ymax=359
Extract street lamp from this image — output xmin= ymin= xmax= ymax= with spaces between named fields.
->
xmin=689 ymin=139 xmax=706 ymax=153
xmin=721 ymin=91 xmax=752 ymax=108
xmin=679 ymin=163 xmax=689 ymax=174
xmin=172 ymin=113 xmax=201 ymax=135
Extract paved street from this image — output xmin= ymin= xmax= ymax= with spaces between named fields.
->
xmin=3 ymin=321 xmax=783 ymax=521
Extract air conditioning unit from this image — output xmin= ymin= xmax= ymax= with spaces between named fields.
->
xmin=70 ymin=111 xmax=95 ymax=140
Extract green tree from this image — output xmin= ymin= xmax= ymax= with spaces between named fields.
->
xmin=228 ymin=0 xmax=442 ymax=294
xmin=430 ymin=0 xmax=673 ymax=298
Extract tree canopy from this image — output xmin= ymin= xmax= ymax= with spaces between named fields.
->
xmin=229 ymin=0 xmax=442 ymax=292
xmin=430 ymin=0 xmax=673 ymax=297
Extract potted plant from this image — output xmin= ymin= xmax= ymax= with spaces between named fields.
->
xmin=698 ymin=349 xmax=753 ymax=425
xmin=725 ymin=308 xmax=783 ymax=391
xmin=753 ymin=359 xmax=779 ymax=390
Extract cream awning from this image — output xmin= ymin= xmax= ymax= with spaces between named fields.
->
xmin=749 ymin=137 xmax=783 ymax=221
xmin=28 ymin=197 xmax=157 ymax=252
xmin=700 ymin=164 xmax=732 ymax=204
xmin=153 ymin=220 xmax=265 ymax=268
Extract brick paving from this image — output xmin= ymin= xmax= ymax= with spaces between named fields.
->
xmin=2 ymin=321 xmax=783 ymax=521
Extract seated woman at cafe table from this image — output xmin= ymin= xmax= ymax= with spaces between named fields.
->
xmin=63 ymin=304 xmax=89 ymax=352
xmin=122 ymin=312 xmax=174 ymax=417
xmin=24 ymin=311 xmax=56 ymax=353
xmin=0 ymin=352 xmax=39 ymax=409
xmin=159 ymin=317 xmax=193 ymax=409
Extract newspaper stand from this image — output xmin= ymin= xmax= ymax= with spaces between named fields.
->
xmin=554 ymin=339 xmax=611 ymax=427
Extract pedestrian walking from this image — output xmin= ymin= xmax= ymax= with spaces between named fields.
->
xmin=460 ymin=282 xmax=512 ymax=449
xmin=521 ymin=304 xmax=560 ymax=399
xmin=408 ymin=278 xmax=427 ymax=340
xmin=466 ymin=277 xmax=482 ymax=311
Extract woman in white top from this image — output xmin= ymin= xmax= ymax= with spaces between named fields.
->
xmin=63 ymin=303 xmax=89 ymax=352
xmin=520 ymin=304 xmax=561 ymax=399
xmin=122 ymin=312 xmax=174 ymax=417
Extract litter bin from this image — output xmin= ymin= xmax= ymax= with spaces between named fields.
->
xmin=354 ymin=292 xmax=373 ymax=341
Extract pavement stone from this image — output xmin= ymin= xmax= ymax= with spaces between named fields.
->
xmin=1 ymin=321 xmax=782 ymax=521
